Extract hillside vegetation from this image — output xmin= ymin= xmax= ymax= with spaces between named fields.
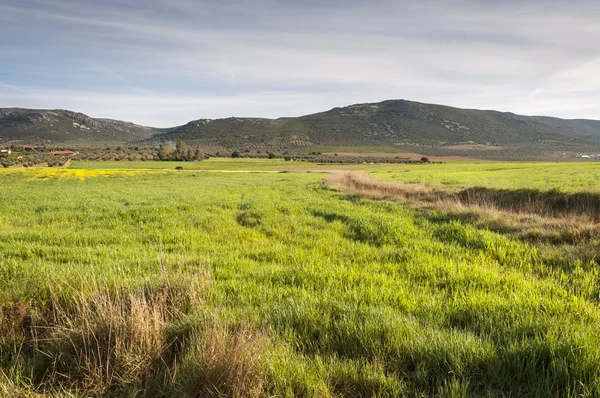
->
xmin=153 ymin=100 xmax=600 ymax=157
xmin=1 ymin=162 xmax=600 ymax=396
xmin=4 ymin=100 xmax=600 ymax=159
xmin=0 ymin=108 xmax=158 ymax=144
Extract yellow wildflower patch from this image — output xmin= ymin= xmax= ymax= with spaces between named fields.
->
xmin=0 ymin=168 xmax=161 ymax=181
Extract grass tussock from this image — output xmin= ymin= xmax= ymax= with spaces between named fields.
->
xmin=174 ymin=324 xmax=267 ymax=397
xmin=43 ymin=284 xmax=183 ymax=392
xmin=0 ymin=265 xmax=267 ymax=397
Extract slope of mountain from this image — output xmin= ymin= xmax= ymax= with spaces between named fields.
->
xmin=0 ymin=108 xmax=157 ymax=144
xmin=3 ymin=101 xmax=600 ymax=159
xmin=153 ymin=100 xmax=600 ymax=149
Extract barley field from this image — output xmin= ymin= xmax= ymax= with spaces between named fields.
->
xmin=1 ymin=160 xmax=600 ymax=397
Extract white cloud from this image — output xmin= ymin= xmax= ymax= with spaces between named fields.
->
xmin=2 ymin=0 xmax=600 ymax=125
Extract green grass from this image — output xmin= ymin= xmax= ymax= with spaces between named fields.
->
xmin=1 ymin=163 xmax=600 ymax=396
xmin=67 ymin=159 xmax=426 ymax=172
xmin=69 ymin=159 xmax=292 ymax=170
xmin=372 ymin=162 xmax=600 ymax=192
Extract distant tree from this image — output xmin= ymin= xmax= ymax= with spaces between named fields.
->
xmin=194 ymin=146 xmax=204 ymax=160
xmin=176 ymin=139 xmax=187 ymax=159
xmin=185 ymin=147 xmax=194 ymax=161
xmin=268 ymin=152 xmax=276 ymax=159
xmin=158 ymin=144 xmax=172 ymax=161
xmin=420 ymin=156 xmax=430 ymax=163
xmin=231 ymin=151 xmax=241 ymax=158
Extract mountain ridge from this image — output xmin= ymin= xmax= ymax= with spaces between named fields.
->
xmin=0 ymin=108 xmax=159 ymax=144
xmin=2 ymin=100 xmax=600 ymax=159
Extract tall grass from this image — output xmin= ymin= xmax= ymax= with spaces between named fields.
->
xmin=2 ymin=168 xmax=600 ymax=396
xmin=326 ymin=171 xmax=600 ymax=245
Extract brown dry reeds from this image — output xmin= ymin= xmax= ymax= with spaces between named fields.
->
xmin=325 ymin=172 xmax=600 ymax=245
xmin=324 ymin=171 xmax=438 ymax=202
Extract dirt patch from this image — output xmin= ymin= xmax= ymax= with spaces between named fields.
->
xmin=444 ymin=144 xmax=504 ymax=151
xmin=321 ymin=152 xmax=413 ymax=158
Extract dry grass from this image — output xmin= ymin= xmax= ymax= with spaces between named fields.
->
xmin=43 ymin=285 xmax=179 ymax=392
xmin=324 ymin=171 xmax=437 ymax=201
xmin=325 ymin=172 xmax=600 ymax=245
xmin=175 ymin=323 xmax=268 ymax=397
xmin=0 ymin=264 xmax=268 ymax=396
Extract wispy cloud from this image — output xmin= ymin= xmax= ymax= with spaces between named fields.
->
xmin=1 ymin=0 xmax=600 ymax=126
xmin=0 ymin=81 xmax=31 ymax=95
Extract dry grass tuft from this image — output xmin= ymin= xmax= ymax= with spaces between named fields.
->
xmin=324 ymin=171 xmax=436 ymax=201
xmin=0 ymin=261 xmax=271 ymax=397
xmin=1 ymin=267 xmax=214 ymax=396
xmin=0 ymin=300 xmax=31 ymax=345
xmin=43 ymin=286 xmax=175 ymax=392
xmin=177 ymin=323 xmax=268 ymax=397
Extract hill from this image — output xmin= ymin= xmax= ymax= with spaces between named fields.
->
xmin=3 ymin=100 xmax=600 ymax=159
xmin=150 ymin=100 xmax=600 ymax=158
xmin=0 ymin=108 xmax=157 ymax=144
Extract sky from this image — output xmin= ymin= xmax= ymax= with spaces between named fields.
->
xmin=1 ymin=0 xmax=600 ymax=127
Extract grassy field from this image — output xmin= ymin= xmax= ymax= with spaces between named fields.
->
xmin=1 ymin=161 xmax=600 ymax=397
xmin=371 ymin=162 xmax=600 ymax=192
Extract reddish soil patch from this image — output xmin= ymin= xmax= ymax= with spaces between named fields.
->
xmin=444 ymin=144 xmax=504 ymax=150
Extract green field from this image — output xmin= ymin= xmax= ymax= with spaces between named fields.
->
xmin=371 ymin=162 xmax=600 ymax=192
xmin=1 ymin=161 xmax=600 ymax=397
xmin=67 ymin=159 xmax=422 ymax=172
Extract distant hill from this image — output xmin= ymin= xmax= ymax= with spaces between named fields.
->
xmin=151 ymin=100 xmax=600 ymax=157
xmin=3 ymin=100 xmax=600 ymax=159
xmin=0 ymin=108 xmax=158 ymax=144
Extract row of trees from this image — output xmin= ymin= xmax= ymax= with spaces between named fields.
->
xmin=1 ymin=154 xmax=67 ymax=168
xmin=281 ymin=155 xmax=439 ymax=164
xmin=157 ymin=140 xmax=205 ymax=161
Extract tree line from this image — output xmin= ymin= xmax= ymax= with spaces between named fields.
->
xmin=157 ymin=139 xmax=205 ymax=161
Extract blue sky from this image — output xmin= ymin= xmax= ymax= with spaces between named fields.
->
xmin=1 ymin=0 xmax=600 ymax=126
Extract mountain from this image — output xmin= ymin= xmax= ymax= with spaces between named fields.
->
xmin=0 ymin=108 xmax=157 ymax=144
xmin=150 ymin=100 xmax=600 ymax=157
xmin=3 ymin=101 xmax=600 ymax=159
